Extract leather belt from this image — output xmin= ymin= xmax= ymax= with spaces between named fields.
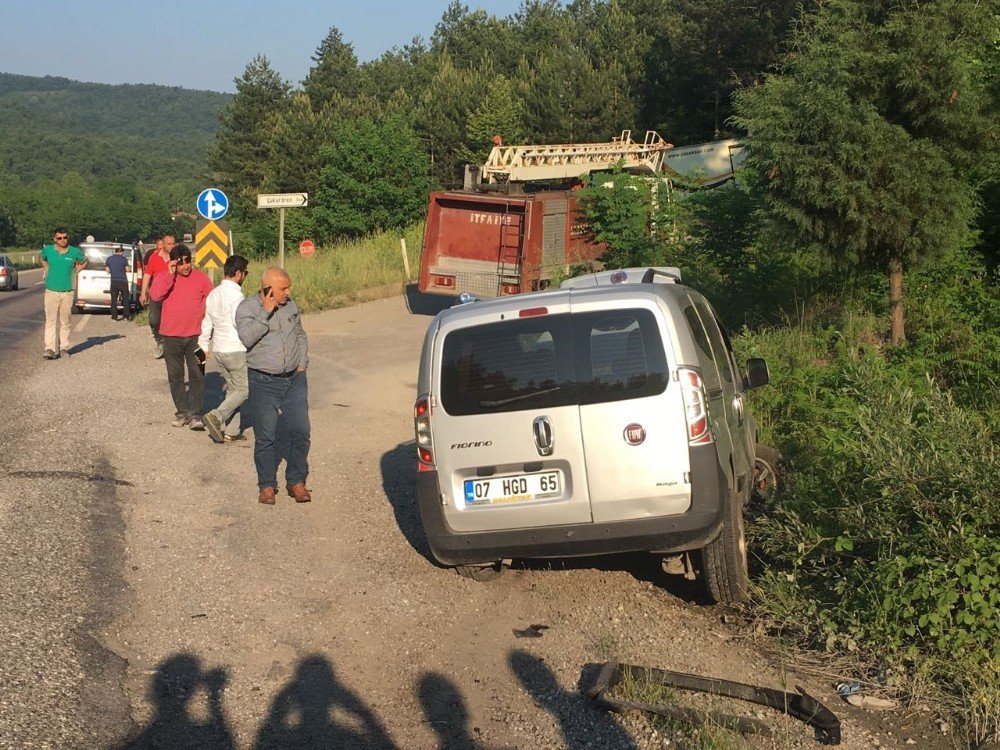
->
xmin=249 ymin=367 xmax=297 ymax=378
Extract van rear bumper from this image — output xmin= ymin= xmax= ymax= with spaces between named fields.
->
xmin=416 ymin=447 xmax=728 ymax=566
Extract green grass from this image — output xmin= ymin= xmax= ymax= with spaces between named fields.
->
xmin=2 ymin=248 xmax=42 ymax=269
xmin=244 ymin=224 xmax=424 ymax=314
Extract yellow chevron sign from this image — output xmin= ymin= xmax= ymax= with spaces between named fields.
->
xmin=195 ymin=219 xmax=230 ymax=269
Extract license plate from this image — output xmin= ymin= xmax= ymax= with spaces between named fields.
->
xmin=464 ymin=472 xmax=561 ymax=506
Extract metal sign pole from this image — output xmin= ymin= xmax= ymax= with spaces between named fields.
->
xmin=278 ymin=207 xmax=285 ymax=269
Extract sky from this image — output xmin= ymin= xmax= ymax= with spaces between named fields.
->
xmin=0 ymin=0 xmax=528 ymax=93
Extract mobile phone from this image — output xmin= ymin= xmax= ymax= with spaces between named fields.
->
xmin=195 ymin=347 xmax=206 ymax=374
xmin=263 ymin=285 xmax=273 ymax=297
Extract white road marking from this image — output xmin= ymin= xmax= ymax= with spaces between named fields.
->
xmin=73 ymin=315 xmax=91 ymax=333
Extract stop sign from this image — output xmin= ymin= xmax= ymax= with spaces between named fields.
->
xmin=299 ymin=239 xmax=316 ymax=257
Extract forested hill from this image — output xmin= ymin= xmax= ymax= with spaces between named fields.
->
xmin=0 ymin=72 xmax=230 ymax=183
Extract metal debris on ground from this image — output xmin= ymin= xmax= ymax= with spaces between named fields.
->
xmin=588 ymin=661 xmax=842 ymax=745
xmin=513 ymin=624 xmax=550 ymax=638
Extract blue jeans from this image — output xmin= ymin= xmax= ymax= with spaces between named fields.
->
xmin=248 ymin=369 xmax=310 ymax=490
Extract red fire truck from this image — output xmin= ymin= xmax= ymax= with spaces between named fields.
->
xmin=418 ymin=132 xmax=743 ymax=298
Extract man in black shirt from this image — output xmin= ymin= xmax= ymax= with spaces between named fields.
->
xmin=105 ymin=246 xmax=131 ymax=321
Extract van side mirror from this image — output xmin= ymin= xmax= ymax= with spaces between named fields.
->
xmin=744 ymin=358 xmax=769 ymax=389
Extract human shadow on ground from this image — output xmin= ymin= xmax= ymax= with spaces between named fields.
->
xmin=508 ymin=649 xmax=634 ymax=750
xmin=202 ymin=372 xmax=226 ymax=413
xmin=418 ymin=672 xmax=509 ymax=750
xmin=404 ymin=283 xmax=454 ymax=317
xmin=380 ymin=441 xmax=436 ymax=564
xmin=116 ymin=653 xmax=235 ymax=750
xmin=254 ymin=654 xmax=397 ymax=749
xmin=67 ymin=334 xmax=124 ymax=355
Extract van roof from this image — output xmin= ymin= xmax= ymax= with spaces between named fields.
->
xmin=436 ymin=270 xmax=694 ymax=327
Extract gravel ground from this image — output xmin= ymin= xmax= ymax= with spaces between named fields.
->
xmin=0 ymin=274 xmax=132 ymax=749
xmin=1 ymin=285 xmax=956 ymax=749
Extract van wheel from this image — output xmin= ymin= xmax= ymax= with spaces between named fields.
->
xmin=699 ymin=490 xmax=748 ymax=605
xmin=752 ymin=445 xmax=782 ymax=506
xmin=455 ymin=562 xmax=504 ymax=581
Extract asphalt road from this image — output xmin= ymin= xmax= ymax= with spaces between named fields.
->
xmin=0 ymin=269 xmax=133 ymax=749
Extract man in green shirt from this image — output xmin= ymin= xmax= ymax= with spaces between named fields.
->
xmin=39 ymin=227 xmax=86 ymax=359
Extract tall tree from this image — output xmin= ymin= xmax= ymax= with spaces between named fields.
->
xmin=734 ymin=0 xmax=997 ymax=345
xmin=208 ymin=56 xmax=290 ymax=211
xmin=644 ymin=0 xmax=800 ymax=142
xmin=313 ymin=116 xmax=432 ymax=239
xmin=303 ymin=27 xmax=361 ymax=110
xmin=431 ymin=2 xmax=518 ymax=72
xmin=460 ymin=76 xmax=527 ymax=164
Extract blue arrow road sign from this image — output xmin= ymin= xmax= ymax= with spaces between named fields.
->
xmin=197 ymin=188 xmax=229 ymax=220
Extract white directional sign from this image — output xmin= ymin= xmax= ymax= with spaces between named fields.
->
xmin=257 ymin=193 xmax=308 ymax=209
xmin=197 ymin=188 xmax=229 ymax=220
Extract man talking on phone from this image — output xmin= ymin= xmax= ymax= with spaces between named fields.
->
xmin=235 ymin=267 xmax=311 ymax=506
xmin=150 ymin=244 xmax=214 ymax=428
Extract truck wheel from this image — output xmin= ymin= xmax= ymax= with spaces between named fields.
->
xmin=699 ymin=489 xmax=749 ymax=605
xmin=455 ymin=562 xmax=504 ymax=581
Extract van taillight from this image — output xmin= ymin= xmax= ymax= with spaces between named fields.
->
xmin=414 ymin=396 xmax=434 ymax=469
xmin=678 ymin=368 xmax=713 ymax=445
xmin=433 ymin=276 xmax=455 ymax=287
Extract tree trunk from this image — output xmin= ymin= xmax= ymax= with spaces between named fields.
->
xmin=889 ymin=257 xmax=905 ymax=346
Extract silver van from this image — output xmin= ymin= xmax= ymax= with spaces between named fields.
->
xmin=74 ymin=241 xmax=143 ymax=314
xmin=414 ymin=267 xmax=770 ymax=604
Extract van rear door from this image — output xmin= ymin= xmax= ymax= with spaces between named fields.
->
xmin=434 ymin=297 xmax=593 ymax=532
xmin=571 ymin=296 xmax=692 ymax=523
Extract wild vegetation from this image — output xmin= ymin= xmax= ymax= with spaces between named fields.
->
xmin=572 ymin=1 xmax=998 ymax=740
xmin=0 ymin=73 xmax=230 ymax=246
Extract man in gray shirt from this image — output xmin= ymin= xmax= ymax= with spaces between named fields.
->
xmin=235 ymin=266 xmax=311 ymax=505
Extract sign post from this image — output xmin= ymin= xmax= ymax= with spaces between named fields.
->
xmin=256 ymin=193 xmax=308 ymax=269
xmin=195 ymin=188 xmax=231 ymax=271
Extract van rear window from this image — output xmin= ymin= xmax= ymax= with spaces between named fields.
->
xmin=440 ymin=309 xmax=668 ymax=415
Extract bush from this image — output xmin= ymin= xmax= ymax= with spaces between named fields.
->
xmin=738 ymin=311 xmax=1000 ymax=739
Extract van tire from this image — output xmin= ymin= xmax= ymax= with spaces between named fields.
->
xmin=699 ymin=490 xmax=748 ymax=605
xmin=455 ymin=562 xmax=504 ymax=581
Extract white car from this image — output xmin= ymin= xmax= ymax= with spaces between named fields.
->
xmin=74 ymin=242 xmax=144 ymax=314
xmin=414 ymin=267 xmax=771 ymax=603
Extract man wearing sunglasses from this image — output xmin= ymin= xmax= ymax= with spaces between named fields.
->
xmin=39 ymin=228 xmax=86 ymax=359
xmin=149 ymin=245 xmax=214 ymax=428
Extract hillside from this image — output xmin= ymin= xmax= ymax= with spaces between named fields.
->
xmin=0 ymin=72 xmax=230 ymax=184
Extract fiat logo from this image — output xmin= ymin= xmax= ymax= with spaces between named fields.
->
xmin=624 ymin=424 xmax=646 ymax=445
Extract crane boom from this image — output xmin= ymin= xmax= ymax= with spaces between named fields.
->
xmin=482 ymin=130 xmax=673 ymax=184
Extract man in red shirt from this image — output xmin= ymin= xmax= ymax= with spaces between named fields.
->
xmin=140 ymin=235 xmax=173 ymax=359
xmin=150 ymin=244 xmax=214 ymax=428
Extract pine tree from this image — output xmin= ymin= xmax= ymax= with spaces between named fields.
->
xmin=303 ymin=27 xmax=361 ymax=111
xmin=734 ymin=0 xmax=997 ymax=345
xmin=208 ymin=56 xmax=290 ymax=212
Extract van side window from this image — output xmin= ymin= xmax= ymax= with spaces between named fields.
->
xmin=576 ymin=309 xmax=668 ymax=405
xmin=695 ymin=301 xmax=735 ymax=387
xmin=683 ymin=303 xmax=723 ymax=395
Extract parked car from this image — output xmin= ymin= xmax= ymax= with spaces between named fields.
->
xmin=414 ymin=267 xmax=771 ymax=604
xmin=0 ymin=255 xmax=18 ymax=291
xmin=74 ymin=242 xmax=144 ymax=314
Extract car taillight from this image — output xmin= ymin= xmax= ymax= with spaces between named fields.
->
xmin=0 ymin=268 xmax=7 ymax=276
xmin=414 ymin=396 xmax=434 ymax=470
xmin=678 ymin=368 xmax=713 ymax=445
